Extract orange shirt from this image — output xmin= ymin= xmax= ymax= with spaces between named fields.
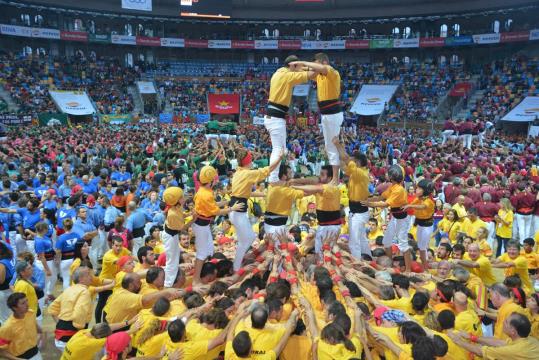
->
xmin=412 ymin=197 xmax=435 ymax=220
xmin=194 ymin=186 xmax=220 ymax=218
xmin=382 ymin=184 xmax=408 ymax=209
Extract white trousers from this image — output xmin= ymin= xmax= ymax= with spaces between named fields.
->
xmin=416 ymin=225 xmax=433 ymax=251
xmin=315 ymin=225 xmax=342 ymax=254
xmin=163 ymin=231 xmax=180 ymax=288
xmin=132 ymin=236 xmax=144 ymax=257
xmin=348 ymin=211 xmax=370 ymax=258
xmin=0 ymin=289 xmax=13 ymax=324
xmin=35 ymin=259 xmax=57 ymax=297
xmin=90 ymin=229 xmax=108 ymax=269
xmin=321 ymin=112 xmax=344 ymax=166
xmin=441 ymin=130 xmax=454 ymax=144
xmin=485 ymin=221 xmax=496 ymax=248
xmin=263 ymin=223 xmax=287 ymax=247
xmin=264 ymin=116 xmax=286 ymax=183
xmin=230 ymin=211 xmax=257 ymax=271
xmin=60 ymin=258 xmax=73 ymax=290
xmin=461 ymin=134 xmax=472 ymax=149
xmin=383 ymin=216 xmax=410 ymax=253
xmin=193 ymin=224 xmax=214 ymax=261
xmin=515 ymin=214 xmax=533 ymax=243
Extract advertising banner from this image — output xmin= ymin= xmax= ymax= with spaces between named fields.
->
xmin=350 ymin=85 xmax=399 ymax=116
xmin=445 ymin=36 xmax=473 ymax=46
xmin=472 ymin=33 xmax=500 ymax=44
xmin=185 ymin=39 xmax=209 ymax=48
xmin=60 ymin=31 xmax=88 ymax=42
xmin=159 ymin=113 xmax=173 ymax=124
xmin=31 ymin=28 xmax=60 ymax=40
xmin=208 ymin=94 xmax=240 ymax=114
xmin=231 ymin=40 xmax=255 ymax=49
xmin=393 ymin=38 xmax=419 ymax=48
xmin=501 ymin=97 xmax=539 ymax=122
xmin=449 ymin=82 xmax=473 ymax=97
xmin=111 ymin=34 xmax=136 ymax=45
xmin=530 ymin=29 xmax=539 ymax=41
xmin=254 ymin=40 xmax=278 ymax=49
xmin=38 ymin=113 xmax=68 ymax=127
xmin=136 ymin=36 xmax=161 ymax=46
xmin=292 ymin=84 xmax=310 ymax=97
xmin=419 ymin=37 xmax=445 ymax=47
xmin=122 ymin=0 xmax=152 ymax=11
xmin=89 ymin=34 xmax=111 ymax=44
xmin=160 ymin=37 xmax=184 ymax=47
xmin=344 ymin=40 xmax=370 ymax=49
xmin=49 ymin=90 xmax=96 ymax=115
xmin=327 ymin=40 xmax=346 ymax=49
xmin=208 ymin=40 xmax=232 ymax=49
xmin=0 ymin=115 xmax=32 ymax=126
xmin=100 ymin=114 xmax=132 ymax=124
xmin=370 ymin=39 xmax=393 ymax=49
xmin=196 ymin=114 xmax=210 ymax=124
xmin=253 ymin=116 xmax=265 ymax=125
xmin=500 ymin=31 xmax=530 ymax=43
xmin=137 ymin=81 xmax=156 ymax=94
xmin=278 ymin=40 xmax=302 ymax=50
xmin=0 ymin=24 xmax=32 ymax=37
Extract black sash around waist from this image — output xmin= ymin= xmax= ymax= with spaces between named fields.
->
xmin=164 ymin=224 xmax=179 ymax=236
xmin=266 ymin=101 xmax=289 ymax=118
xmin=316 ymin=209 xmax=342 ymax=225
xmin=264 ymin=212 xmax=288 ymax=226
xmin=349 ymin=201 xmax=368 ymax=214
xmin=318 ymin=99 xmax=343 ymax=115
xmin=61 ymin=252 xmax=75 ymax=260
xmin=18 ymin=345 xmax=39 ymax=359
xmin=390 ymin=207 xmax=408 ymax=219
xmin=229 ymin=197 xmax=248 ymax=213
xmin=415 ymin=218 xmax=434 ymax=227
xmin=132 ymin=227 xmax=145 ymax=238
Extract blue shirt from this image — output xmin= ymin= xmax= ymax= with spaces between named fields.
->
xmin=55 ymin=232 xmax=81 ymax=253
xmin=34 ymin=236 xmax=54 ymax=255
xmin=81 ymin=182 xmax=97 ymax=195
xmin=111 ymin=171 xmax=131 ymax=183
xmin=140 ymin=199 xmax=161 ymax=216
xmin=72 ymin=218 xmax=97 ymax=238
xmin=87 ymin=205 xmax=105 ymax=228
xmin=43 ymin=199 xmax=57 ymax=210
xmin=126 ymin=208 xmax=151 ymax=232
xmin=17 ymin=208 xmax=41 ymax=231
xmin=104 ymin=206 xmax=122 ymax=226
xmin=56 ymin=207 xmax=76 ymax=229
xmin=34 ymin=185 xmax=49 ymax=198
xmin=58 ymin=184 xmax=72 ymax=198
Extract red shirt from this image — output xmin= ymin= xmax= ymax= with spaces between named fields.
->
xmin=475 ymin=201 xmax=500 ymax=221
xmin=510 ymin=192 xmax=536 ymax=213
xmin=468 ymin=188 xmax=482 ymax=204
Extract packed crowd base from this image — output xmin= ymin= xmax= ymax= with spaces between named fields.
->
xmin=0 ymin=55 xmax=539 ymax=360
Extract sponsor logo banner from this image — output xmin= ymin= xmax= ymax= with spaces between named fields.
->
xmin=502 ymin=96 xmax=539 ymax=122
xmin=0 ymin=24 xmax=32 ymax=37
xmin=185 ymin=39 xmax=208 ymax=48
xmin=278 ymin=40 xmax=302 ymax=50
xmin=0 ymin=115 xmax=32 ymax=126
xmin=254 ymin=40 xmax=278 ymax=49
xmin=38 ymin=113 xmax=68 ymax=127
xmin=345 ymin=40 xmax=370 ymax=49
xmin=136 ymin=36 xmax=161 ymax=46
xmin=137 ymin=81 xmax=156 ymax=94
xmin=32 ymin=28 xmax=60 ymax=39
xmin=160 ymin=37 xmax=184 ymax=47
xmin=60 ymin=31 xmax=88 ymax=42
xmin=159 ymin=113 xmax=173 ymax=124
xmin=530 ymin=29 xmax=539 ymax=41
xmin=122 ymin=0 xmax=152 ymax=11
xmin=350 ymin=85 xmax=399 ymax=116
xmin=419 ymin=37 xmax=445 ymax=47
xmin=445 ymin=35 xmax=473 ymax=46
xmin=100 ymin=114 xmax=132 ymax=124
xmin=49 ymin=90 xmax=96 ymax=115
xmin=208 ymin=94 xmax=240 ymax=114
xmin=111 ymin=34 xmax=136 ymax=45
xmin=300 ymin=40 xmax=345 ymax=50
xmin=393 ymin=38 xmax=419 ymax=48
xmin=370 ymin=39 xmax=393 ymax=49
xmin=472 ymin=33 xmax=500 ymax=44
xmin=327 ymin=40 xmax=346 ymax=49
xmin=500 ymin=31 xmax=530 ymax=43
xmin=196 ymin=114 xmax=210 ymax=124
xmin=89 ymin=34 xmax=111 ymax=43
xmin=208 ymin=40 xmax=231 ymax=49
xmin=293 ymin=84 xmax=310 ymax=97
xmin=450 ymin=82 xmax=473 ymax=97
xmin=231 ymin=40 xmax=254 ymax=49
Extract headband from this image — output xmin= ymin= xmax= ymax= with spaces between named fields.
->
xmin=240 ymin=151 xmax=253 ymax=167
xmin=436 ymin=288 xmax=449 ymax=303
xmin=512 ymin=288 xmax=523 ymax=305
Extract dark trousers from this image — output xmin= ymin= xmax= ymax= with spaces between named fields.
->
xmin=95 ymin=290 xmax=112 ymax=323
xmin=496 ymin=236 xmax=509 ymax=257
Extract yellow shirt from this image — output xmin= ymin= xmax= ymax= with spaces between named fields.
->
xmin=344 ymin=161 xmax=370 ymax=202
xmin=266 ymin=185 xmax=304 ymax=216
xmin=461 ymin=218 xmax=487 ymax=239
xmin=495 ymin=299 xmax=529 ymax=341
xmin=315 ymin=184 xmax=341 ymax=212
xmin=281 ymin=335 xmax=311 ymax=360
xmin=224 ymin=341 xmax=277 ymax=360
xmin=317 ymin=335 xmax=362 ymax=360
xmin=437 ymin=218 xmax=461 ymax=244
xmin=186 ymin=320 xmax=224 ymax=360
xmin=104 ymin=287 xmax=143 ymax=323
xmin=496 ymin=209 xmax=514 ymax=238
xmin=234 ymin=320 xmax=286 ymax=358
xmin=413 ymin=197 xmax=435 ymax=220
xmin=464 ymin=254 xmax=497 ymax=287
xmin=434 ymin=331 xmax=469 ymax=360
xmin=0 ymin=310 xmax=38 ymax=357
xmin=316 ymin=66 xmax=341 ymax=102
xmin=479 ymin=239 xmax=493 ymax=258
xmin=100 ymin=248 xmax=130 ymax=281
xmin=455 ymin=308 xmax=482 ymax=336
xmin=194 ymin=186 xmax=220 ymax=218
xmin=162 ymin=339 xmax=209 ymax=360
xmin=131 ymin=308 xmax=169 ymax=348
xmin=521 ymin=250 xmax=539 ymax=270
xmin=48 ymin=283 xmax=92 ymax=329
xmin=380 ymin=296 xmax=414 ymax=315
xmin=13 ymin=279 xmax=38 ymax=314
xmin=168 ymin=299 xmax=187 ymax=317
xmin=530 ymin=313 xmax=539 ymax=340
xmin=136 ymin=331 xmax=169 ymax=357
xmin=166 ymin=204 xmax=185 ymax=231
xmin=61 ymin=329 xmax=107 ymax=360
xmin=371 ymin=326 xmax=410 ymax=360
xmin=498 ymin=253 xmax=532 ymax=292
xmin=231 ymin=167 xmax=270 ymax=199
xmin=269 ymin=67 xmax=309 ymax=107
xmin=368 ymin=229 xmax=384 ymax=241
xmin=482 ymin=336 xmax=539 ymax=359
xmin=466 ymin=273 xmax=488 ymax=310
xmin=382 ymin=183 xmax=407 ymax=208
xmin=297 ymin=195 xmax=316 ymax=216
xmin=452 ymin=203 xmax=468 ymax=219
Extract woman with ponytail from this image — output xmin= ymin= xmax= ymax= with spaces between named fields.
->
xmin=318 ymin=322 xmax=360 ymax=359
xmin=229 ymin=147 xmax=283 ymax=271
xmin=135 ymin=318 xmax=169 ymax=357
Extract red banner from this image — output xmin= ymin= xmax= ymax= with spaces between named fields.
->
xmin=60 ymin=31 xmax=88 ymax=42
xmin=278 ymin=40 xmax=302 ymax=50
xmin=185 ymin=39 xmax=209 ymax=48
xmin=500 ymin=31 xmax=530 ymax=43
xmin=208 ymin=94 xmax=240 ymax=114
xmin=450 ymin=82 xmax=473 ymax=97
xmin=345 ymin=40 xmax=369 ymax=49
xmin=136 ymin=36 xmax=161 ymax=47
xmin=419 ymin=37 xmax=445 ymax=47
xmin=231 ymin=40 xmax=255 ymax=49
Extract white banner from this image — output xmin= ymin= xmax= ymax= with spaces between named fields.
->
xmin=530 ymin=29 xmax=539 ymax=41
xmin=393 ymin=38 xmax=420 ymax=48
xmin=327 ymin=40 xmax=346 ymax=49
xmin=111 ymin=34 xmax=136 ymax=45
xmin=122 ymin=0 xmax=152 ymax=11
xmin=0 ymin=24 xmax=32 ymax=37
xmin=253 ymin=116 xmax=265 ymax=125
xmin=137 ymin=81 xmax=156 ymax=94
xmin=49 ymin=90 xmax=96 ymax=115
xmin=160 ymin=37 xmax=184 ymax=47
xmin=31 ymin=28 xmax=60 ymax=40
xmin=254 ymin=40 xmax=278 ymax=49
xmin=502 ymin=96 xmax=539 ymax=122
xmin=472 ymin=33 xmax=501 ymax=44
xmin=208 ymin=40 xmax=231 ymax=49
xmin=350 ymin=85 xmax=399 ymax=116
xmin=293 ymin=84 xmax=310 ymax=97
